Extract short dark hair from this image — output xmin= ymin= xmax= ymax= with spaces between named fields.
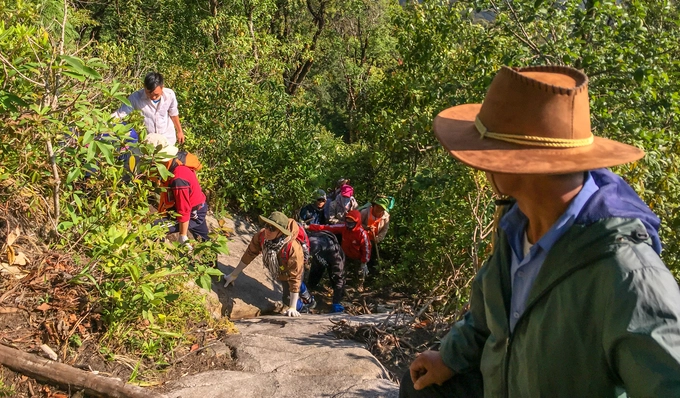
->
xmin=144 ymin=72 xmax=164 ymax=91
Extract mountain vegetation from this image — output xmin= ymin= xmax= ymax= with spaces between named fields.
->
xmin=1 ymin=0 xmax=678 ymax=380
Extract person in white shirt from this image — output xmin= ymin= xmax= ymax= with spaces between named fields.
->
xmin=112 ymin=71 xmax=185 ymax=145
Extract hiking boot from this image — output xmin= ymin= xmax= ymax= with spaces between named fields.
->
xmin=330 ymin=303 xmax=345 ymax=313
xmin=301 ymin=296 xmax=317 ymax=313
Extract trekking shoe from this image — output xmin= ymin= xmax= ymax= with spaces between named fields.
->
xmin=331 ymin=303 xmax=345 ymax=313
xmin=301 ymin=296 xmax=317 ymax=313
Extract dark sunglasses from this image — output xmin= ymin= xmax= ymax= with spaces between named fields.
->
xmin=345 ymin=221 xmax=357 ymax=229
xmin=265 ymin=224 xmax=278 ymax=232
xmin=317 ymin=198 xmax=326 ymax=202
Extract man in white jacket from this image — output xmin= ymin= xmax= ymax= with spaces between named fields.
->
xmin=112 ymin=71 xmax=185 ymax=145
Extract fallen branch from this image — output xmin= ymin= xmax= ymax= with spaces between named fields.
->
xmin=0 ymin=344 xmax=161 ymax=398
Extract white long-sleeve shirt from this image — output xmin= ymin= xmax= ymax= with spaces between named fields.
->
xmin=112 ymin=88 xmax=180 ymax=145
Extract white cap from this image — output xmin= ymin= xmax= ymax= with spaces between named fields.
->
xmin=145 ymin=133 xmax=178 ymax=160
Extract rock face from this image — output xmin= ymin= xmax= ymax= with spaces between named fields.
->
xmin=165 ymin=315 xmax=399 ymax=398
xmin=208 ymin=216 xmax=284 ymax=319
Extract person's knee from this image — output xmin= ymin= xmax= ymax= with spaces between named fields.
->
xmin=399 ymin=372 xmax=416 ymax=398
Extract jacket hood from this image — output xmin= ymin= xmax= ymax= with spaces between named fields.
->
xmin=576 ymin=169 xmax=661 ymax=254
xmin=345 ymin=210 xmax=362 ymax=231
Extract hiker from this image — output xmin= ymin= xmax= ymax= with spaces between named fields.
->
xmin=299 ymin=189 xmax=328 ymax=225
xmin=401 ymin=66 xmax=680 ymax=397
xmin=148 ymin=134 xmax=209 ymax=248
xmin=111 ymin=71 xmax=185 ymax=145
xmin=306 ymin=230 xmax=345 ymax=313
xmin=360 ymin=196 xmax=392 ymax=271
xmin=224 ymin=211 xmax=315 ymax=316
xmin=327 ymin=179 xmax=358 ymax=224
xmin=308 ymin=210 xmax=371 ymax=278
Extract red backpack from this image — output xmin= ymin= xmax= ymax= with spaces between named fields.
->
xmin=260 ymin=222 xmax=311 ymax=267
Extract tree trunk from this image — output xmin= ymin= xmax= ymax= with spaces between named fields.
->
xmin=0 ymin=344 xmax=160 ymax=398
xmin=284 ymin=0 xmax=327 ymax=96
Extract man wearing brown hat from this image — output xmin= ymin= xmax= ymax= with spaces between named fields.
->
xmin=223 ymin=211 xmax=314 ymax=316
xmin=401 ymin=66 xmax=680 ymax=397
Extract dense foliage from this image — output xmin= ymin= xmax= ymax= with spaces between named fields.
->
xmin=1 ymin=0 xmax=678 ymax=355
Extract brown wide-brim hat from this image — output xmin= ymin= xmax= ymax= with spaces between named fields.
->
xmin=434 ymin=66 xmax=644 ymax=174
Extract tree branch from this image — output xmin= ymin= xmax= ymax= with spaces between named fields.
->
xmin=45 ymin=139 xmax=61 ymax=226
xmin=0 ymin=52 xmax=45 ymax=87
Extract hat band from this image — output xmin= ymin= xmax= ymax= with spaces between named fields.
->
xmin=475 ymin=116 xmax=594 ymax=148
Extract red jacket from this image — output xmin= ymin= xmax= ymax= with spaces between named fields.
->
xmin=309 ymin=219 xmax=371 ymax=263
xmin=162 ymin=165 xmax=206 ymax=222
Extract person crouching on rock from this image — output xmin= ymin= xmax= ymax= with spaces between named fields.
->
xmin=308 ymin=210 xmax=371 ymax=279
xmin=223 ymin=211 xmax=315 ymax=317
xmin=148 ymin=133 xmax=210 ymax=250
xmin=307 ymin=230 xmax=346 ymax=313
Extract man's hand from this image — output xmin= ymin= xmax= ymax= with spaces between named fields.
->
xmin=179 ymin=234 xmax=193 ymax=251
xmin=223 ymin=272 xmax=238 ymax=287
xmin=409 ymin=350 xmax=455 ymax=390
xmin=360 ymin=263 xmax=369 ymax=277
xmin=284 ymin=308 xmax=301 ymax=317
xmin=176 ymin=130 xmax=185 ymax=144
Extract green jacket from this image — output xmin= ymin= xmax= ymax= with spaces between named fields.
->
xmin=440 ymin=217 xmax=680 ymax=397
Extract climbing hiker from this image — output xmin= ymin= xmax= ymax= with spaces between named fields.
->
xmin=224 ymin=211 xmax=315 ymax=316
xmin=401 ymin=66 xmax=680 ymax=397
xmin=148 ymin=133 xmax=210 ymax=248
xmin=111 ymin=71 xmax=185 ymax=145
xmin=308 ymin=210 xmax=371 ymax=279
xmin=306 ymin=230 xmax=346 ymax=313
xmin=299 ymin=189 xmax=328 ymax=225
xmin=359 ymin=196 xmax=393 ymax=272
xmin=327 ymin=179 xmax=358 ymax=224
xmin=324 ymin=178 xmax=348 ymax=221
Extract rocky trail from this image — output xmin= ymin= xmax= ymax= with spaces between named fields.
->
xmin=162 ymin=215 xmax=400 ymax=397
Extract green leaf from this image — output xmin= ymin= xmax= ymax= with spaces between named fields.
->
xmin=80 ymin=64 xmax=102 ymax=80
xmin=149 ymin=327 xmax=181 ymax=338
xmin=62 ymin=70 xmax=86 ymax=82
xmin=95 ymin=141 xmax=114 ymax=164
xmin=83 ymin=130 xmax=94 ymax=146
xmin=0 ymin=91 xmax=28 ymax=111
xmin=114 ymin=94 xmax=132 ymax=107
xmin=141 ymin=285 xmax=155 ymax=301
xmin=127 ymin=264 xmax=140 ymax=283
xmin=206 ymin=268 xmax=224 ymax=276
xmin=60 ymin=55 xmax=85 ymax=72
xmin=66 ymin=168 xmax=81 ymax=184
xmin=155 ymin=163 xmax=173 ymax=180
xmin=197 ymin=274 xmax=212 ymax=291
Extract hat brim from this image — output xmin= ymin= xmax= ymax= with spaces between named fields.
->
xmin=258 ymin=215 xmax=292 ymax=236
xmin=372 ymin=202 xmax=388 ymax=211
xmin=434 ymin=104 xmax=645 ymax=174
xmin=156 ymin=146 xmax=179 ymax=161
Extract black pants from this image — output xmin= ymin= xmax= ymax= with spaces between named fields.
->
xmin=155 ymin=203 xmax=210 ymax=241
xmin=399 ymin=369 xmax=484 ymax=398
xmin=307 ymin=231 xmax=345 ymax=304
xmin=367 ymin=241 xmax=379 ymax=272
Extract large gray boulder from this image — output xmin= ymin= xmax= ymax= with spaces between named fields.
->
xmin=208 ymin=216 xmax=284 ymax=319
xmin=165 ymin=315 xmax=399 ymax=398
